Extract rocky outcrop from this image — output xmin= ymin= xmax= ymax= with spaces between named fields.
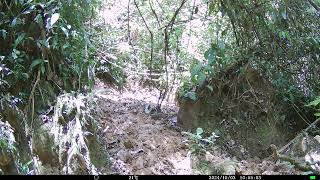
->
xmin=31 ymin=93 xmax=110 ymax=174
xmin=0 ymin=119 xmax=19 ymax=174
xmin=0 ymin=103 xmax=31 ymax=175
xmin=0 ymin=92 xmax=111 ymax=174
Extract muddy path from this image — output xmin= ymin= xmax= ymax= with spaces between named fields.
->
xmin=94 ymin=83 xmax=194 ymax=174
xmin=93 ymin=81 xmax=301 ymax=175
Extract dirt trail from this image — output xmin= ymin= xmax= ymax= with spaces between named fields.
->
xmin=94 ymin=82 xmax=195 ymax=174
xmin=93 ymin=81 xmax=301 ymax=175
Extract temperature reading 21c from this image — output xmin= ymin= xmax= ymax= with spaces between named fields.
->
xmin=129 ymin=175 xmax=139 ymax=180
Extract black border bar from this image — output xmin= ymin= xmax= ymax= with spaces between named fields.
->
xmin=0 ymin=175 xmax=318 ymax=180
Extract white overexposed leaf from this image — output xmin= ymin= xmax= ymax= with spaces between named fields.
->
xmin=50 ymin=13 xmax=60 ymax=26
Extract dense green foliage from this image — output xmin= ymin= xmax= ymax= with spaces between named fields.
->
xmin=1 ymin=0 xmax=319 ymax=124
xmin=0 ymin=0 xmax=101 ymax=112
xmin=307 ymin=96 xmax=320 ymax=117
xmin=94 ymin=0 xmax=320 ymax=112
xmin=182 ymin=0 xmax=320 ymax=101
xmin=1 ymin=0 xmax=320 ymax=175
xmin=1 ymin=0 xmax=319 ymax=125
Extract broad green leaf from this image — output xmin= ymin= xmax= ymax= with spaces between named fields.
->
xmin=16 ymin=58 xmax=24 ymax=63
xmin=63 ymin=42 xmax=71 ymax=49
xmin=30 ymin=59 xmax=43 ymax=70
xmin=44 ymin=39 xmax=50 ymax=48
xmin=314 ymin=112 xmax=320 ymax=117
xmin=218 ymin=40 xmax=225 ymax=49
xmin=276 ymin=47 xmax=283 ymax=55
xmin=21 ymin=73 xmax=29 ymax=79
xmin=196 ymin=134 xmax=202 ymax=139
xmin=281 ymin=10 xmax=287 ymax=20
xmin=0 ymin=30 xmax=7 ymax=39
xmin=50 ymin=13 xmax=60 ymax=26
xmin=28 ymin=4 xmax=36 ymax=10
xmin=11 ymin=49 xmax=20 ymax=59
xmin=11 ymin=17 xmax=18 ymax=27
xmin=206 ymin=85 xmax=213 ymax=92
xmin=191 ymin=63 xmax=202 ymax=77
xmin=34 ymin=14 xmax=43 ymax=25
xmin=196 ymin=128 xmax=203 ymax=136
xmin=185 ymin=91 xmax=197 ymax=101
xmin=14 ymin=33 xmax=26 ymax=48
xmin=197 ymin=73 xmax=206 ymax=86
xmin=279 ymin=31 xmax=286 ymax=39
xmin=61 ymin=27 xmax=69 ymax=37
xmin=37 ymin=39 xmax=50 ymax=48
xmin=306 ymin=97 xmax=320 ymax=107
xmin=12 ymin=52 xmax=18 ymax=59
xmin=25 ymin=160 xmax=33 ymax=167
xmin=204 ymin=48 xmax=216 ymax=64
xmin=41 ymin=65 xmax=45 ymax=74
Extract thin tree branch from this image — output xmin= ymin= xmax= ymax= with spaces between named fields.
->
xmin=149 ymin=0 xmax=161 ymax=27
xmin=158 ymin=0 xmax=187 ymax=109
xmin=166 ymin=0 xmax=187 ymax=33
xmin=127 ymin=0 xmax=131 ymax=44
xmin=134 ymin=0 xmax=154 ymax=81
xmin=155 ymin=0 xmax=165 ymax=18
xmin=307 ymin=0 xmax=320 ymax=12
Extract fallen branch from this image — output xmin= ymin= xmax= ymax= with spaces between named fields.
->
xmin=278 ymin=119 xmax=320 ymax=154
xmin=270 ymin=144 xmax=319 ymax=174
xmin=269 ymin=119 xmax=320 ymax=174
xmin=307 ymin=0 xmax=320 ymax=12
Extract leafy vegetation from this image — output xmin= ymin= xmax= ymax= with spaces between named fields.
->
xmin=0 ymin=0 xmax=102 ymax=111
xmin=183 ymin=127 xmax=219 ymax=154
xmin=1 ymin=0 xmax=320 ymax=175
xmin=307 ymin=96 xmax=320 ymax=118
